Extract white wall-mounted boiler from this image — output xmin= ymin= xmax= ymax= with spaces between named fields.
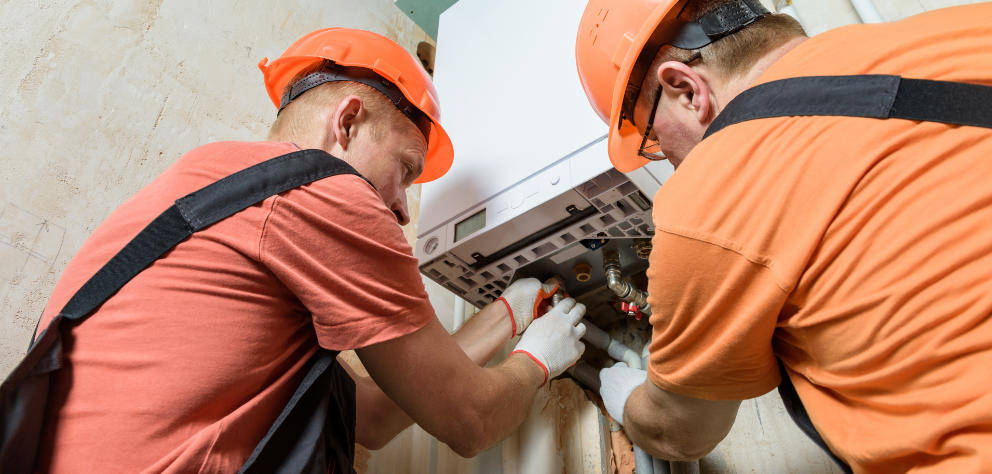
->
xmin=416 ymin=0 xmax=674 ymax=307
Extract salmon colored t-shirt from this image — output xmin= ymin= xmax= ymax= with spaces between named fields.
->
xmin=33 ymin=141 xmax=434 ymax=473
xmin=646 ymin=5 xmax=992 ymax=472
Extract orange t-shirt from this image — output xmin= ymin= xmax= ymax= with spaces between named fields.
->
xmin=34 ymin=141 xmax=434 ymax=473
xmin=646 ymin=5 xmax=992 ymax=472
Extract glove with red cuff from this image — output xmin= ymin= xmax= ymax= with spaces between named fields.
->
xmin=511 ymin=298 xmax=586 ymax=386
xmin=599 ymin=362 xmax=647 ymax=425
xmin=497 ymin=278 xmax=560 ymax=337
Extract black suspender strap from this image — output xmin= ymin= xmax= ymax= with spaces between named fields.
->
xmin=700 ymin=75 xmax=991 ymax=473
xmin=704 ymin=75 xmax=992 ymax=139
xmin=4 ymin=148 xmax=367 ymax=474
xmin=56 ymin=149 xmax=364 ymax=323
xmin=56 ymin=206 xmax=191 ymax=322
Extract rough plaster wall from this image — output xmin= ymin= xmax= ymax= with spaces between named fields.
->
xmin=0 ymin=0 xmax=431 ymax=379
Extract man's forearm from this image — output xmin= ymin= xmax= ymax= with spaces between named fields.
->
xmin=353 ymin=300 xmax=515 ymax=449
xmin=451 ymin=299 xmax=515 ymax=364
xmin=356 ymin=317 xmax=547 ymax=457
xmin=444 ymin=351 xmax=546 ymax=456
xmin=623 ymin=382 xmax=741 ymax=461
xmin=443 ymin=298 xmax=586 ymax=456
xmin=356 ymin=299 xmax=584 ymax=457
xmin=624 ymin=383 xmax=701 ymax=460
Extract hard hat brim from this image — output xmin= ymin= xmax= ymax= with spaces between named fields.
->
xmin=606 ymin=1 xmax=683 ymax=172
xmin=415 ymin=123 xmax=453 ymax=183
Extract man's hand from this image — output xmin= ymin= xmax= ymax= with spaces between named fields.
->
xmin=497 ymin=277 xmax=559 ymax=336
xmin=510 ymin=298 xmax=586 ymax=385
xmin=599 ymin=362 xmax=647 ymax=423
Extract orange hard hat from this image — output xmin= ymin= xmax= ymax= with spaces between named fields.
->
xmin=576 ymin=0 xmax=772 ymax=172
xmin=575 ymin=0 xmax=685 ymax=173
xmin=259 ymin=28 xmax=453 ymax=183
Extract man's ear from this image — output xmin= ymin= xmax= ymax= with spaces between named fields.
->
xmin=656 ymin=61 xmax=711 ymax=124
xmin=331 ymin=95 xmax=364 ymax=151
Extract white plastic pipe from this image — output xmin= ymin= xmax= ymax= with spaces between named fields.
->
xmin=654 ymin=456 xmax=672 ymax=474
xmin=635 ymin=446 xmax=656 ymax=474
xmin=850 ymin=0 xmax=884 ymax=23
xmin=581 ymin=320 xmax=642 ymax=369
xmin=452 ymin=296 xmax=465 ymax=331
xmin=642 ymin=337 xmax=652 ymax=369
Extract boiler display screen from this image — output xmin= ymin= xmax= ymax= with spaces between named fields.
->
xmin=454 ymin=209 xmax=486 ymax=242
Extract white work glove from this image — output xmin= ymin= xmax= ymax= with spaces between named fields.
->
xmin=497 ymin=277 xmax=559 ymax=336
xmin=599 ymin=362 xmax=647 ymax=424
xmin=510 ymin=298 xmax=586 ymax=385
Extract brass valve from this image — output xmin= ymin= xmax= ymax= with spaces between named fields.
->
xmin=634 ymin=239 xmax=652 ymax=259
xmin=573 ymin=262 xmax=592 ymax=282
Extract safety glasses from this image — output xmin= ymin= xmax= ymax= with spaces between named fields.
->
xmin=637 ymin=83 xmax=667 ymax=161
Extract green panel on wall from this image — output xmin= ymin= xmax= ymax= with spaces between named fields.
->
xmin=395 ymin=0 xmax=459 ymax=39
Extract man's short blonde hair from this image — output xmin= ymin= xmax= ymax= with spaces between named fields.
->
xmin=637 ymin=2 xmax=806 ymax=113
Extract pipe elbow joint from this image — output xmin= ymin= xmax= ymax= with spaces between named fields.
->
xmin=605 ymin=269 xmax=629 ymax=296
xmin=602 ymin=249 xmax=651 ymax=315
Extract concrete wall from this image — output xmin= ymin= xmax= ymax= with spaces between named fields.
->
xmin=0 ymin=0 xmax=431 ymax=378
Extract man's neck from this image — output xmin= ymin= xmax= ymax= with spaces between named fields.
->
xmin=269 ymin=129 xmax=330 ymax=154
xmin=713 ymin=36 xmax=808 ymax=115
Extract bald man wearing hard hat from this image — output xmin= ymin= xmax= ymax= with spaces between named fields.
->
xmin=578 ymin=0 xmax=992 ymax=472
xmin=1 ymin=29 xmax=587 ymax=473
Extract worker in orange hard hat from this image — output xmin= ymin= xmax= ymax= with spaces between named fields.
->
xmin=6 ymin=28 xmax=589 ymax=473
xmin=579 ymin=0 xmax=992 ymax=472
xmin=259 ymin=28 xmax=455 ymax=184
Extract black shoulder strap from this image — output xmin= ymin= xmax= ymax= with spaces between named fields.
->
xmin=704 ymin=75 xmax=992 ymax=139
xmin=55 ymin=148 xmax=363 ymax=324
xmin=700 ymin=77 xmax=992 ymax=473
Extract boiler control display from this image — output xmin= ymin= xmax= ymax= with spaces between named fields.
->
xmin=454 ymin=208 xmax=486 ymax=242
